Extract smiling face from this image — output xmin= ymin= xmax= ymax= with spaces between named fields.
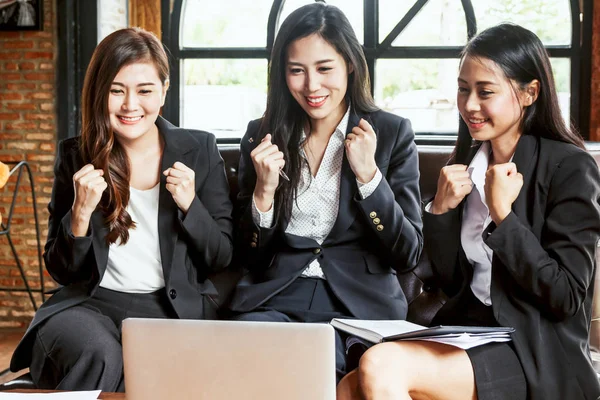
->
xmin=108 ymin=62 xmax=168 ymax=144
xmin=457 ymin=56 xmax=530 ymax=148
xmin=285 ymin=33 xmax=350 ymax=128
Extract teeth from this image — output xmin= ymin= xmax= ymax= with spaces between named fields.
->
xmin=469 ymin=118 xmax=487 ymax=124
xmin=120 ymin=116 xmax=142 ymax=122
xmin=307 ymin=96 xmax=326 ymax=104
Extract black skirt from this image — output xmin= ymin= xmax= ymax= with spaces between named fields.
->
xmin=446 ymin=289 xmax=527 ymax=400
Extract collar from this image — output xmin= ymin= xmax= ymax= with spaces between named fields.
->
xmin=300 ymin=104 xmax=351 ymax=143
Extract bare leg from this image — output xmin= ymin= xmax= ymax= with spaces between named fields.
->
xmin=337 ymin=370 xmax=362 ymax=400
xmin=357 ymin=341 xmax=476 ymax=400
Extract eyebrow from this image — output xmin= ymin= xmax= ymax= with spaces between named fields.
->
xmin=111 ymin=82 xmax=156 ymax=87
xmin=457 ymin=78 xmax=498 ymax=85
xmin=287 ymin=59 xmax=336 ymax=66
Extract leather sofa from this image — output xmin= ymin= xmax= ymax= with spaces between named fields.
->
xmin=2 ymin=141 xmax=599 ymax=390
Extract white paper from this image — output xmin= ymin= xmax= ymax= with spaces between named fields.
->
xmin=0 ymin=390 xmax=101 ymax=399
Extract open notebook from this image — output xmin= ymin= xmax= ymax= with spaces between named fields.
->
xmin=331 ymin=318 xmax=514 ymax=349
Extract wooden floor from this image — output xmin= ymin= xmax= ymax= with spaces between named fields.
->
xmin=0 ymin=330 xmax=27 ymax=385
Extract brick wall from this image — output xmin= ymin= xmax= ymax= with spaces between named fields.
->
xmin=0 ymin=0 xmax=56 ymax=328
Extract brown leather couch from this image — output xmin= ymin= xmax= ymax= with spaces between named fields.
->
xmin=2 ymin=141 xmax=599 ymax=390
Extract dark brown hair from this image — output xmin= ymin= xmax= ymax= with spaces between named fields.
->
xmin=80 ymin=27 xmax=169 ymax=244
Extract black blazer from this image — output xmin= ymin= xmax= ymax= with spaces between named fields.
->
xmin=10 ymin=116 xmax=234 ymax=372
xmin=424 ymin=134 xmax=600 ymax=400
xmin=229 ymin=109 xmax=423 ymax=320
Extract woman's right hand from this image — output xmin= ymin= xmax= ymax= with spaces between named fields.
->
xmin=251 ymin=134 xmax=285 ymax=211
xmin=431 ymin=164 xmax=473 ymax=215
xmin=71 ymin=164 xmax=107 ymax=235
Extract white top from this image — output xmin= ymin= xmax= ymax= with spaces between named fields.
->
xmin=252 ymin=107 xmax=382 ymax=279
xmin=461 ymin=142 xmax=494 ymax=306
xmin=100 ymin=183 xmax=165 ymax=293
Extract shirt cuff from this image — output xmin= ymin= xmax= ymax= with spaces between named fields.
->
xmin=357 ymin=168 xmax=383 ymax=200
xmin=251 ymin=195 xmax=275 ymax=228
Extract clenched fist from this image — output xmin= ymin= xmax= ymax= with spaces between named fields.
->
xmin=163 ymin=161 xmax=196 ymax=214
xmin=431 ymin=165 xmax=473 ymax=214
xmin=485 ymin=162 xmax=523 ymax=224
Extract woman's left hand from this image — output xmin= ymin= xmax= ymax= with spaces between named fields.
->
xmin=485 ymin=162 xmax=523 ymax=224
xmin=164 ymin=161 xmax=196 ymax=214
xmin=345 ymin=118 xmax=378 ymax=183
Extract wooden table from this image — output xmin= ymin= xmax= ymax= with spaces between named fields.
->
xmin=8 ymin=389 xmax=126 ymax=398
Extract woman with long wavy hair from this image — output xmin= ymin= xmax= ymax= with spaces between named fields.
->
xmin=9 ymin=27 xmax=233 ymax=392
xmin=228 ymin=2 xmax=423 ymax=382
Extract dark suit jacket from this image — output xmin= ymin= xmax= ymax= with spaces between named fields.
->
xmin=10 ymin=116 xmax=234 ymax=372
xmin=229 ymin=109 xmax=423 ymax=320
xmin=424 ymin=134 xmax=600 ymax=400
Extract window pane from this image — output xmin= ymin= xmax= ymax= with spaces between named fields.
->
xmin=277 ymin=0 xmax=363 ymax=43
xmin=180 ymin=0 xmax=272 ymax=47
xmin=375 ymin=59 xmax=460 ymax=134
xmin=379 ymin=0 xmax=468 ymax=46
xmin=181 ymin=59 xmax=267 ymax=139
xmin=472 ymin=0 xmax=572 ymax=45
xmin=550 ymin=58 xmax=571 ymax=124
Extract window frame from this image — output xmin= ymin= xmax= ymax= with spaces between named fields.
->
xmin=160 ymin=0 xmax=592 ymax=145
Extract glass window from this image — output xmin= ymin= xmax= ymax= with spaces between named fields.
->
xmin=180 ymin=0 xmax=273 ymax=47
xmin=472 ymin=0 xmax=572 ymax=46
xmin=172 ymin=0 xmax=580 ymax=140
xmin=181 ymin=59 xmax=268 ymax=139
xmin=375 ymin=59 xmax=460 ymax=133
xmin=380 ymin=0 xmax=468 ymax=47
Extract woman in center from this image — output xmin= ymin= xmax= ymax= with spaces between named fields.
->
xmin=228 ymin=2 xmax=422 ymax=380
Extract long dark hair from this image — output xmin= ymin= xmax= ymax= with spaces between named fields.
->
xmin=80 ymin=28 xmax=169 ymax=244
xmin=453 ymin=23 xmax=584 ymax=164
xmin=263 ymin=2 xmax=378 ymax=224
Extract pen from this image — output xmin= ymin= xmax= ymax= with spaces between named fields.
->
xmin=279 ymin=169 xmax=290 ymax=182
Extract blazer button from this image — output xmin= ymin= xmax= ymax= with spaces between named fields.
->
xmin=369 ymin=211 xmax=377 ymax=219
xmin=250 ymin=242 xmax=257 ymax=248
xmin=372 ymin=217 xmax=381 ymax=225
xmin=169 ymin=289 xmax=177 ymax=299
xmin=313 ymin=248 xmax=321 ymax=255
xmin=376 ymin=224 xmax=384 ymax=232
xmin=252 ymin=232 xmax=258 ymax=239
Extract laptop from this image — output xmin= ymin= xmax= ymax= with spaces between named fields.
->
xmin=122 ymin=318 xmax=337 ymax=400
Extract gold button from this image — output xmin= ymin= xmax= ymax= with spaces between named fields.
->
xmin=313 ymin=248 xmax=321 ymax=255
xmin=252 ymin=232 xmax=258 ymax=239
xmin=250 ymin=242 xmax=257 ymax=248
xmin=369 ymin=211 xmax=377 ymax=219
xmin=376 ymin=224 xmax=384 ymax=232
xmin=372 ymin=217 xmax=380 ymax=224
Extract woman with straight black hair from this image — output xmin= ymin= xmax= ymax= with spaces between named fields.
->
xmin=337 ymin=23 xmax=600 ymax=400
xmin=228 ymin=2 xmax=423 ymax=381
xmin=9 ymin=27 xmax=233 ymax=392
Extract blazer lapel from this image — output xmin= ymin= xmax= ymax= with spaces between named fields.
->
xmin=325 ymin=111 xmax=362 ymax=242
xmin=510 ymin=134 xmax=538 ymax=215
xmin=91 ymin=210 xmax=109 ymax=280
xmin=156 ymin=116 xmax=192 ymax=284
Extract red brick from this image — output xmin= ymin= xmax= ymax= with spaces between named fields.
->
xmin=0 ymin=32 xmax=20 ymax=39
xmin=39 ymin=122 xmax=54 ymax=130
xmin=0 ymin=133 xmax=22 ymax=140
xmin=26 ymin=92 xmax=52 ymax=100
xmin=40 ymin=103 xmax=53 ymax=111
xmin=25 ymin=113 xmax=53 ymax=121
xmin=5 ymin=103 xmax=37 ymax=111
xmin=40 ymin=63 xmax=53 ymax=70
xmin=23 ymin=31 xmax=52 ymax=39
xmin=18 ymin=62 xmax=36 ymax=70
xmin=2 ymin=41 xmax=34 ymax=49
xmin=5 ymin=83 xmax=35 ymax=90
xmin=0 ymin=93 xmax=22 ymax=101
xmin=24 ymin=73 xmax=53 ymax=81
xmin=39 ymin=143 xmax=55 ymax=152
xmin=0 ymin=73 xmax=21 ymax=81
xmin=24 ymin=52 xmax=53 ymax=60
xmin=7 ymin=142 xmax=37 ymax=150
xmin=25 ymin=133 xmax=53 ymax=140
xmin=0 ymin=113 xmax=19 ymax=120
xmin=6 ymin=122 xmax=36 ymax=130
xmin=3 ymin=62 xmax=18 ymax=70
xmin=38 ymin=41 xmax=53 ymax=49
xmin=0 ymin=52 xmax=21 ymax=60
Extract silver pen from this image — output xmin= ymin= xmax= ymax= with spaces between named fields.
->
xmin=279 ymin=169 xmax=290 ymax=182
